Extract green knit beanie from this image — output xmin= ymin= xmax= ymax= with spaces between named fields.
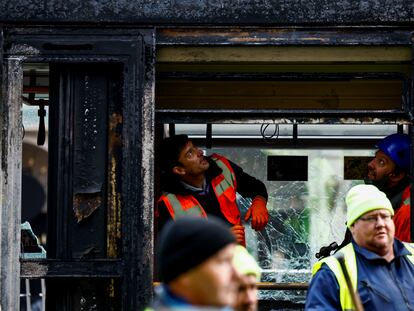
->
xmin=233 ymin=245 xmax=261 ymax=281
xmin=346 ymin=184 xmax=394 ymax=228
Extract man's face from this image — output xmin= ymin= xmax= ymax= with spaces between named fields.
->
xmin=234 ymin=274 xmax=258 ymax=311
xmin=367 ymin=150 xmax=396 ymax=190
xmin=184 ymin=243 xmax=239 ymax=307
xmin=176 ymin=141 xmax=210 ymax=177
xmin=350 ymin=209 xmax=395 ymax=256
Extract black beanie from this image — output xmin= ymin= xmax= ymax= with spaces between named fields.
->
xmin=157 ymin=216 xmax=236 ymax=283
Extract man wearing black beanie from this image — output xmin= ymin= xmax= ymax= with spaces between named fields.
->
xmin=148 ymin=216 xmax=239 ymax=310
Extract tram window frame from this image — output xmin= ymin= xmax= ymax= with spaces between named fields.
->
xmin=154 ymin=68 xmax=412 ymax=296
xmin=154 ymin=123 xmax=407 ymax=302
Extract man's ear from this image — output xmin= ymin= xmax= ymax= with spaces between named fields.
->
xmin=172 ymin=166 xmax=186 ymax=176
xmin=349 ymin=224 xmax=356 ymax=236
xmin=389 ymin=170 xmax=406 ymax=183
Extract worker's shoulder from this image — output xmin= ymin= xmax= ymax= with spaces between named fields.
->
xmin=209 ymin=153 xmax=226 ymax=160
xmin=403 ymin=242 xmax=414 ymax=253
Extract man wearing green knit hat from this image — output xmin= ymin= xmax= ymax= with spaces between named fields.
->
xmin=306 ymin=184 xmax=414 ymax=311
xmin=232 ymin=246 xmax=261 ymax=311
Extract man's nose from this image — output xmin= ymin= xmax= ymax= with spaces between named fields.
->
xmin=375 ymin=216 xmax=386 ymax=227
xmin=367 ymin=159 xmax=375 ymax=169
xmin=246 ymin=289 xmax=256 ymax=304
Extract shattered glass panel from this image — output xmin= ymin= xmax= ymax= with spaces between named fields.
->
xmin=206 ymin=147 xmax=374 ymax=302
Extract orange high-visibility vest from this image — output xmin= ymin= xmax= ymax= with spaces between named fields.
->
xmin=394 ymin=185 xmax=411 ymax=242
xmin=158 ymin=153 xmax=241 ymax=225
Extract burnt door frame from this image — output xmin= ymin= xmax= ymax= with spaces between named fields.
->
xmin=0 ymin=27 xmax=23 ymax=311
xmin=1 ymin=28 xmax=155 ymax=310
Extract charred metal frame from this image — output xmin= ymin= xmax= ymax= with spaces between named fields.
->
xmin=411 ymin=43 xmax=414 ymax=243
xmin=1 ymin=28 xmax=155 ymax=310
xmin=156 ymin=28 xmax=414 ymax=46
xmin=0 ymin=5 xmax=414 ymax=309
xmin=1 ymin=1 xmax=414 ymax=25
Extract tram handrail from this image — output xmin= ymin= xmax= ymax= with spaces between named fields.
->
xmin=153 ymin=282 xmax=308 ymax=290
xmin=257 ymin=282 xmax=308 ymax=290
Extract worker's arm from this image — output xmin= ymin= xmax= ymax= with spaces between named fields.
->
xmin=393 ymin=204 xmax=411 ymax=242
xmin=305 ymin=265 xmax=342 ymax=311
xmin=228 ymin=160 xmax=268 ymax=200
xmin=228 ymin=160 xmax=269 ymax=231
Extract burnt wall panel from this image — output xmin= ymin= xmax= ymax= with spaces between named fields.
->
xmin=0 ymin=0 xmax=414 ymax=25
xmin=54 ymin=63 xmax=124 ymax=259
xmin=72 ymin=67 xmax=107 ymax=233
xmin=71 ymin=64 xmax=111 ymax=259
xmin=48 ymin=63 xmax=124 ymax=261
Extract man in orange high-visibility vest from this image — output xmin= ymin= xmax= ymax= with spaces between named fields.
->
xmin=157 ymin=134 xmax=269 ymax=245
xmin=367 ymin=133 xmax=412 ymax=242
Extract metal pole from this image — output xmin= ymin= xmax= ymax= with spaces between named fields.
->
xmin=410 ymin=124 xmax=414 ymax=242
xmin=336 ymin=254 xmax=364 ymax=311
xmin=41 ymin=279 xmax=46 ymax=311
xmin=410 ymin=39 xmax=414 ymax=242
xmin=25 ymin=279 xmax=32 ymax=311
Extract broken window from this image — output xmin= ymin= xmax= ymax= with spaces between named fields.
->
xmin=170 ymin=123 xmax=401 ymax=303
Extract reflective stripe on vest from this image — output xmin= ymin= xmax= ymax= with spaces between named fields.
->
xmin=158 ymin=154 xmax=240 ymax=224
xmin=160 ymin=193 xmax=207 ymax=219
xmin=312 ymin=242 xmax=414 ymax=311
xmin=212 ymin=154 xmax=237 ymax=194
xmin=404 ymin=242 xmax=414 ymax=265
xmin=312 ymin=243 xmax=356 ymax=311
xmin=402 ymin=185 xmax=410 ymax=206
xmin=209 ymin=154 xmax=241 ymax=224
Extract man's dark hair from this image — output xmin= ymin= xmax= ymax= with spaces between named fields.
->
xmin=159 ymin=134 xmax=190 ymax=173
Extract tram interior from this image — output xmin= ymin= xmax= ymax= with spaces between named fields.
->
xmin=164 ymin=123 xmax=400 ymax=305
xmin=20 ymin=45 xmax=410 ymax=309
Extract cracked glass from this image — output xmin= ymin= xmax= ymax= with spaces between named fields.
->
xmin=205 ymin=146 xmax=373 ymax=302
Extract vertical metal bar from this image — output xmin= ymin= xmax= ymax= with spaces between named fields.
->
xmin=122 ymin=30 xmax=155 ymax=311
xmin=136 ymin=29 xmax=156 ymax=310
xmin=410 ymin=38 xmax=414 ymax=242
xmin=41 ymin=279 xmax=46 ymax=311
xmin=0 ymin=50 xmax=23 ymax=310
xmin=206 ymin=123 xmax=212 ymax=149
xmin=168 ymin=123 xmax=175 ymax=136
xmin=48 ymin=64 xmax=73 ymax=260
xmin=293 ymin=123 xmax=298 ymax=145
xmin=0 ymin=28 xmax=3 ymax=311
xmin=410 ymin=125 xmax=414 ymax=242
xmin=25 ymin=279 xmax=31 ymax=311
